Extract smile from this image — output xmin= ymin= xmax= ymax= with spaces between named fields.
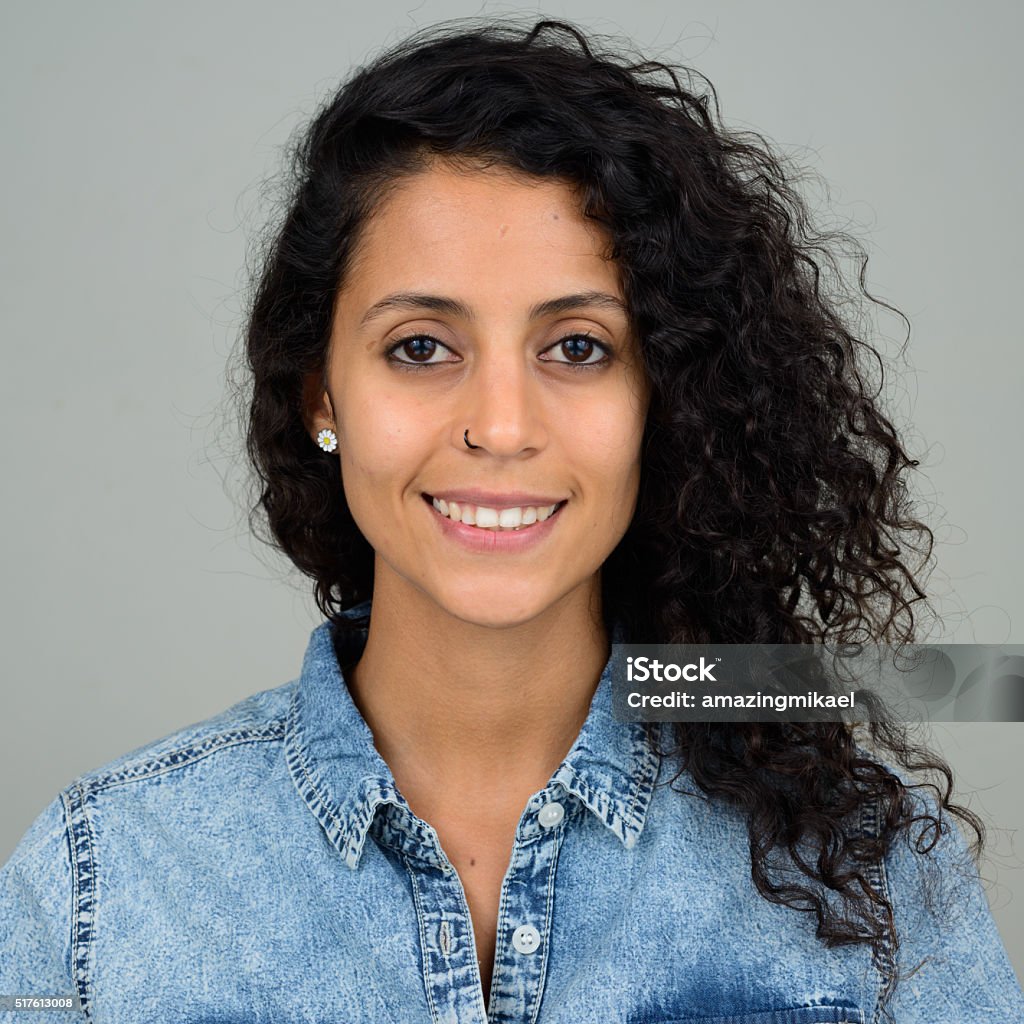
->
xmin=425 ymin=494 xmax=567 ymax=531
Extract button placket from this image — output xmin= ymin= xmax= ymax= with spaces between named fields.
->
xmin=486 ymin=792 xmax=567 ymax=1023
xmin=403 ymin=852 xmax=489 ymax=1024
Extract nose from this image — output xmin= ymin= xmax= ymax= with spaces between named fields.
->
xmin=456 ymin=353 xmax=548 ymax=457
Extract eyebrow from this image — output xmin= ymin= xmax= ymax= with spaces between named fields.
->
xmin=358 ymin=290 xmax=628 ymax=327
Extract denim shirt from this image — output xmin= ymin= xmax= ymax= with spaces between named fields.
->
xmin=2 ymin=601 xmax=1023 ymax=1023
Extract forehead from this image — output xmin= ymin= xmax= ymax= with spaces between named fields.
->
xmin=341 ymin=161 xmax=620 ymax=299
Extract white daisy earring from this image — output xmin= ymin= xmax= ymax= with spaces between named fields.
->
xmin=315 ymin=428 xmax=338 ymax=453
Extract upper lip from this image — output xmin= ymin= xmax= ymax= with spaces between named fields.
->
xmin=424 ymin=489 xmax=568 ymax=509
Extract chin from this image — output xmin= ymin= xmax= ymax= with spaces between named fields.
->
xmin=437 ymin=583 xmax=563 ymax=631
xmin=450 ymin=599 xmax=546 ymax=631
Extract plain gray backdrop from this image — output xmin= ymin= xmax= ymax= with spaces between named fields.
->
xmin=3 ymin=0 xmax=1022 ymax=982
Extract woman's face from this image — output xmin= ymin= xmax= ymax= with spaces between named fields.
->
xmin=309 ymin=161 xmax=649 ymax=629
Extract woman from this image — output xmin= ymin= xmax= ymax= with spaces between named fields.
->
xmin=2 ymin=18 xmax=1022 ymax=1024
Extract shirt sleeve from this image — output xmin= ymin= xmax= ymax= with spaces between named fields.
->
xmin=881 ymin=782 xmax=1024 ymax=1021
xmin=0 ymin=795 xmax=88 ymax=1022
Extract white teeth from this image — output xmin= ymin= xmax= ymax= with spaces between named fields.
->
xmin=498 ymin=508 xmax=522 ymax=529
xmin=430 ymin=497 xmax=562 ymax=530
xmin=474 ymin=506 xmax=499 ymax=528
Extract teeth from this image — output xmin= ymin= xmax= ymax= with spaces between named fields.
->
xmin=430 ymin=497 xmax=562 ymax=530
xmin=475 ymin=506 xmax=499 ymax=528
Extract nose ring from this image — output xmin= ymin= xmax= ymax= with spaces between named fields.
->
xmin=464 ymin=429 xmax=480 ymax=450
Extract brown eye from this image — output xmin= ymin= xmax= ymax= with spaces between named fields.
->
xmin=387 ymin=335 xmax=454 ymax=365
xmin=542 ymin=334 xmax=611 ymax=368
xmin=562 ymin=336 xmax=596 ymax=362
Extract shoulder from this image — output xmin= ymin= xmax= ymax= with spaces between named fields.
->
xmin=68 ymin=679 xmax=296 ymax=796
xmin=849 ymin=744 xmax=975 ymax=891
xmin=872 ymin=757 xmax=982 ymax=918
xmin=0 ymin=678 xmax=302 ymax=1010
xmin=3 ymin=679 xmax=298 ymax=884
xmin=4 ymin=678 xmax=298 ymax=872
xmin=853 ymin=759 xmax=1024 ymax=1014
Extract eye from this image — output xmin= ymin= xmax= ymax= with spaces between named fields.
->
xmin=386 ymin=334 xmax=458 ymax=366
xmin=540 ymin=334 xmax=612 ymax=368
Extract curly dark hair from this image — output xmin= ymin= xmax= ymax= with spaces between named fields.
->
xmin=234 ymin=17 xmax=984 ymax=1019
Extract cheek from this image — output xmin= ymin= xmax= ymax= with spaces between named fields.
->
xmin=572 ymin=402 xmax=646 ymax=524
xmin=337 ymin=392 xmax=413 ymax=482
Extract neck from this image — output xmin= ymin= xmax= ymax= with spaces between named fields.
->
xmin=347 ymin=567 xmax=609 ymax=816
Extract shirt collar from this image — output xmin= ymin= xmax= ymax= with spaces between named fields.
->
xmin=285 ymin=600 xmax=661 ymax=869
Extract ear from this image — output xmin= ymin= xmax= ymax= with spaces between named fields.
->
xmin=301 ymin=370 xmax=335 ymax=437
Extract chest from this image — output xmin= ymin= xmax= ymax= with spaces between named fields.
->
xmin=432 ymin=817 xmax=517 ymax=1001
xmin=92 ymin=798 xmax=881 ymax=1024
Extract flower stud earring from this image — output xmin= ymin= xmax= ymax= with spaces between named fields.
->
xmin=315 ymin=428 xmax=338 ymax=453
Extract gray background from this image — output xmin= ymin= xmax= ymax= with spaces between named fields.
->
xmin=2 ymin=0 xmax=1022 ymax=981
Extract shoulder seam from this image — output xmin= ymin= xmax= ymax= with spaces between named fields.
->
xmin=63 ymin=785 xmax=96 ymax=1020
xmin=860 ymin=788 xmax=897 ymax=1024
xmin=75 ymin=719 xmax=287 ymax=794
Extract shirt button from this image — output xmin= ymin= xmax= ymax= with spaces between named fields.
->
xmin=511 ymin=924 xmax=541 ymax=955
xmin=537 ymin=801 xmax=565 ymax=828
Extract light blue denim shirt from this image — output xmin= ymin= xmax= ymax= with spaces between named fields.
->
xmin=2 ymin=600 xmax=1023 ymax=1023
